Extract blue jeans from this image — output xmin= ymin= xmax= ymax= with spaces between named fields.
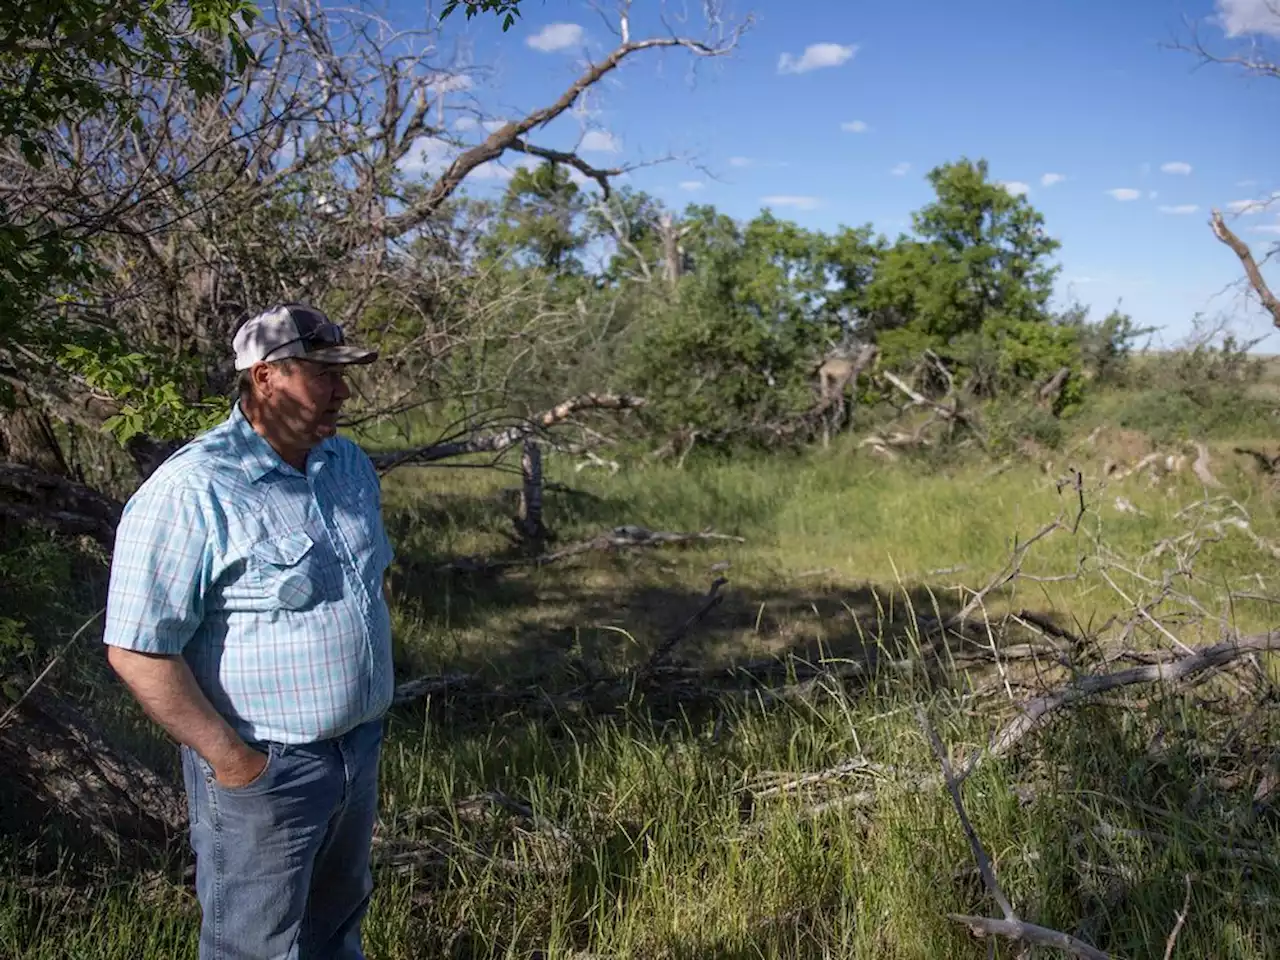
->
xmin=180 ymin=718 xmax=384 ymax=959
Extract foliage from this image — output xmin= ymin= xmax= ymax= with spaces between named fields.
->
xmin=439 ymin=0 xmax=523 ymax=31
xmin=0 ymin=0 xmax=256 ymax=453
xmin=1055 ymin=302 xmax=1155 ymax=384
xmin=866 ymin=159 xmax=1072 ymax=399
xmin=59 ymin=345 xmax=229 ymax=443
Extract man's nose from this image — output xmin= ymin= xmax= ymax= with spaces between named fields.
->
xmin=333 ymin=375 xmax=351 ymax=401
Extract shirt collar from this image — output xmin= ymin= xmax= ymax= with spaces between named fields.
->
xmin=230 ymin=402 xmax=333 ymax=483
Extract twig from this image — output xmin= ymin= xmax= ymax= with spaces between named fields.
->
xmin=1163 ymin=874 xmax=1193 ymax=960
xmin=919 ymin=706 xmax=1112 ymax=959
xmin=635 ymin=576 xmax=728 ymax=678
xmin=918 ymin=706 xmax=1015 ymax=921
xmin=0 ymin=608 xmax=105 ymax=732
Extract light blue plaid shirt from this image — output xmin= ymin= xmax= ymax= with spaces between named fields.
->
xmin=103 ymin=403 xmax=395 ymax=745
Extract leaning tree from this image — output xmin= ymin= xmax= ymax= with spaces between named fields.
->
xmin=0 ymin=0 xmax=751 ymax=865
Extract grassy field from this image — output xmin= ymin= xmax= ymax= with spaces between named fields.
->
xmin=5 ymin=382 xmax=1280 ymax=958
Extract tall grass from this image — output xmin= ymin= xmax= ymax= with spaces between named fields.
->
xmin=5 ymin=413 xmax=1280 ymax=958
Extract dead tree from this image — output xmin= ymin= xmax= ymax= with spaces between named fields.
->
xmin=0 ymin=0 xmax=750 ymax=480
xmin=814 ymin=342 xmax=879 ymax=446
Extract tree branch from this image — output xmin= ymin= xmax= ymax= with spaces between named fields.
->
xmin=1210 ymin=209 xmax=1280 ymax=328
xmin=384 ymin=21 xmax=750 ymax=236
xmin=371 ymin=393 xmax=646 ymax=471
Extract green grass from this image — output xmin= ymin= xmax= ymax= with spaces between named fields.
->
xmin=5 ymin=401 xmax=1280 ymax=958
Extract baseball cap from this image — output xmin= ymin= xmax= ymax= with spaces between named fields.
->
xmin=232 ymin=303 xmax=378 ymax=371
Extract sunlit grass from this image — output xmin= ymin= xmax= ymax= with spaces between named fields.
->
xmin=6 ymin=414 xmax=1280 ymax=958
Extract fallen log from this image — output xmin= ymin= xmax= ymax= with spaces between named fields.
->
xmin=0 ymin=462 xmax=123 ymax=550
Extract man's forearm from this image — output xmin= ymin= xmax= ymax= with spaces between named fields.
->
xmin=105 ymin=645 xmax=254 ymax=773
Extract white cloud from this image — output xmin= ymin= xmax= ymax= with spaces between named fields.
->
xmin=678 ymin=180 xmax=705 ymax=192
xmin=581 ymin=130 xmax=621 ymax=153
xmin=1238 ymin=179 xmax=1259 ymax=187
xmin=999 ymin=180 xmax=1030 ymax=197
xmin=454 ymin=116 xmax=478 ymax=131
xmin=778 ymin=43 xmax=857 ymax=75
xmin=890 ymin=162 xmax=911 ymax=177
xmin=1107 ymin=188 xmax=1141 ymax=201
xmin=728 ymin=156 xmax=753 ymax=167
xmin=841 ymin=120 xmax=869 ymax=133
xmin=399 ymin=136 xmax=455 ymax=175
xmin=1227 ymin=198 xmax=1262 ymax=213
xmin=1251 ymin=224 xmax=1280 ymax=234
xmin=526 ymin=23 xmax=585 ymax=52
xmin=1041 ymin=172 xmax=1066 ymax=187
xmin=427 ymin=72 xmax=472 ymax=95
xmin=1158 ymin=204 xmax=1200 ymax=214
xmin=1216 ymin=0 xmax=1280 ymax=38
xmin=1161 ymin=161 xmax=1193 ymax=175
xmin=761 ymin=195 xmax=820 ymax=210
xmin=483 ymin=119 xmax=509 ymax=133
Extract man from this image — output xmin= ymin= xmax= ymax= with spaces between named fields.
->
xmin=103 ymin=303 xmax=395 ymax=959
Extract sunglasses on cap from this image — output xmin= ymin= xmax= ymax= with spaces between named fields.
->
xmin=260 ymin=318 xmax=346 ymax=363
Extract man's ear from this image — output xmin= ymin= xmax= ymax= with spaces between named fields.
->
xmin=250 ymin=362 xmax=274 ymax=398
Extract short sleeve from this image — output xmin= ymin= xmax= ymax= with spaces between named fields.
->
xmin=357 ymin=446 xmax=395 ymax=574
xmin=103 ymin=485 xmax=211 ymax=655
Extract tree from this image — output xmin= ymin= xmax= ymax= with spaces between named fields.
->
xmin=0 ymin=0 xmax=750 ymax=479
xmin=0 ymin=0 xmax=256 ymax=470
xmin=1171 ymin=10 xmax=1280 ymax=331
xmin=480 ymin=163 xmax=589 ymax=274
xmin=863 ymin=158 xmax=1075 ymax=398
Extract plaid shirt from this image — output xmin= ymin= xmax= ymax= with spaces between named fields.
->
xmin=103 ymin=403 xmax=395 ymax=744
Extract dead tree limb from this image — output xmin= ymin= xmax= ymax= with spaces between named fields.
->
xmin=919 ymin=707 xmax=1111 ymax=959
xmin=984 ymin=632 xmax=1280 ymax=764
xmin=371 ymin=394 xmax=646 ymax=472
xmin=1210 ymin=209 xmax=1280 ymax=328
xmin=634 ymin=576 xmax=728 ymax=679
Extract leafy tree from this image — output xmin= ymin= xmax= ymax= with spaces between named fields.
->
xmin=480 ymin=162 xmax=588 ymax=275
xmin=0 ymin=0 xmax=255 ymax=460
xmin=865 ymin=158 xmax=1074 ymax=395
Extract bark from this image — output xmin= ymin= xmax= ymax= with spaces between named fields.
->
xmin=1210 ymin=209 xmax=1280 ymax=328
xmin=0 ymin=688 xmax=187 ymax=866
xmin=0 ymin=388 xmax=70 ymax=476
xmin=0 ymin=461 xmax=123 ymax=549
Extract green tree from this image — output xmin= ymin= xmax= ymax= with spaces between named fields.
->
xmin=480 ymin=162 xmax=589 ymax=275
xmin=0 ymin=0 xmax=255 ymax=459
xmin=865 ymin=158 xmax=1075 ymax=397
xmin=624 ymin=207 xmax=835 ymax=442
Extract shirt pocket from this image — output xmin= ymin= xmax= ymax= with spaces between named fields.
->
xmin=250 ymin=531 xmax=323 ymax=611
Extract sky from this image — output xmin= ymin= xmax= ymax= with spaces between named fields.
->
xmin=394 ymin=0 xmax=1280 ymax=349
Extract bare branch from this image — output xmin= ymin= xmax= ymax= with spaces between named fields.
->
xmin=371 ymin=393 xmax=647 ymax=471
xmin=1210 ymin=209 xmax=1280 ymax=328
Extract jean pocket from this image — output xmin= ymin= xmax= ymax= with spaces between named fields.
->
xmin=204 ymin=743 xmax=277 ymax=796
xmin=181 ymin=746 xmax=201 ymax=826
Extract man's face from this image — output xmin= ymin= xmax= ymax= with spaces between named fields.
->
xmin=255 ymin=359 xmax=352 ymax=446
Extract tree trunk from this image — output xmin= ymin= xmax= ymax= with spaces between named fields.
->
xmin=0 ymin=389 xmax=70 ymax=477
xmin=0 ymin=688 xmax=188 ymax=869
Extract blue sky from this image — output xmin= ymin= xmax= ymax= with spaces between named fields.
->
xmin=399 ymin=0 xmax=1280 ymax=348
